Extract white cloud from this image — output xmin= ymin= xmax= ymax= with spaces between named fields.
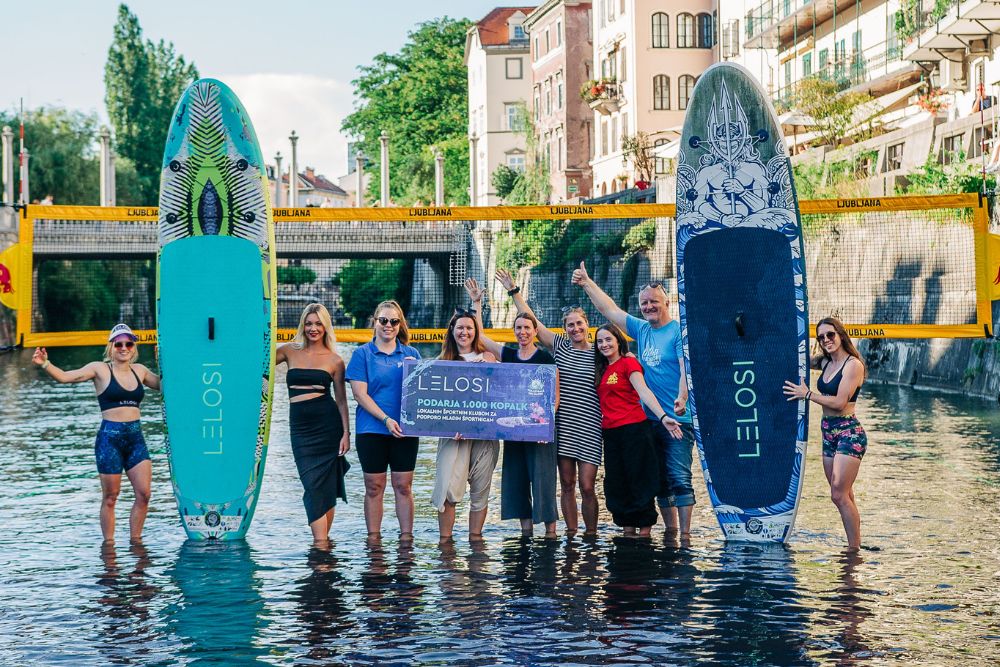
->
xmin=223 ymin=73 xmax=355 ymax=181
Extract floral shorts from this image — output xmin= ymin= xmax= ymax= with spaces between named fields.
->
xmin=821 ymin=415 xmax=868 ymax=460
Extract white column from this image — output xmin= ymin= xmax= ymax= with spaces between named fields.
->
xmin=273 ymin=152 xmax=284 ymax=207
xmin=354 ymin=149 xmax=365 ymax=207
xmin=99 ymin=127 xmax=111 ymax=207
xmin=1 ymin=126 xmax=13 ymax=231
xmin=288 ymin=131 xmax=299 ymax=207
xmin=434 ymin=147 xmax=445 ymax=205
xmin=108 ymin=150 xmax=117 ymax=206
xmin=379 ymin=131 xmax=390 ymax=207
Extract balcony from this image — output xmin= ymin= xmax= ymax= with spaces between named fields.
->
xmin=901 ymin=0 xmax=1000 ymax=62
xmin=745 ymin=0 xmax=860 ymax=51
xmin=772 ymin=41 xmax=922 ymax=110
xmin=581 ymin=79 xmax=623 ymax=116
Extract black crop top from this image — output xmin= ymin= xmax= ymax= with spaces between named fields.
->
xmin=816 ymin=358 xmax=861 ymax=402
xmin=98 ymin=364 xmax=144 ymax=411
xmin=286 ymin=368 xmax=333 ymax=398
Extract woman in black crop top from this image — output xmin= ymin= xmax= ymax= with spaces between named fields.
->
xmin=33 ymin=323 xmax=160 ymax=544
xmin=275 ymin=303 xmax=351 ymax=544
xmin=783 ymin=316 xmax=867 ymax=551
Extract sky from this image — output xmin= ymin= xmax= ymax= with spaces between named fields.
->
xmin=2 ymin=0 xmax=504 ymax=180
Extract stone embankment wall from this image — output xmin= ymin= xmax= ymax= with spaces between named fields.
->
xmin=807 ymin=214 xmax=998 ymax=402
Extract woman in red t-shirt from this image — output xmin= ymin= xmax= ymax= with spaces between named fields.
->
xmin=595 ymin=324 xmax=682 ymax=536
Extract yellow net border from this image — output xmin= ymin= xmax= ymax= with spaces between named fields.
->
xmin=5 ymin=193 xmax=998 ymax=347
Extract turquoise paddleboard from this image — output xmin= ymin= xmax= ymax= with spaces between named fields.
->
xmin=676 ymin=63 xmax=809 ymax=542
xmin=157 ymin=79 xmax=277 ymax=540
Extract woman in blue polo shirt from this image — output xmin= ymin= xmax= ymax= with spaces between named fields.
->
xmin=346 ymin=300 xmax=422 ymax=540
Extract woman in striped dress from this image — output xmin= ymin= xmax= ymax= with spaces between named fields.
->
xmin=496 ymin=269 xmax=603 ymax=535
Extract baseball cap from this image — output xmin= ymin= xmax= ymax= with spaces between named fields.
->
xmin=108 ymin=323 xmax=138 ymax=342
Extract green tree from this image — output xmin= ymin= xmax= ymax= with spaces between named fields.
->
xmin=342 ymin=17 xmax=471 ymax=205
xmin=0 ymin=107 xmax=100 ymax=205
xmin=104 ymin=3 xmax=198 ymax=204
xmin=277 ymin=265 xmax=317 ymax=287
xmin=794 ymin=78 xmax=874 ymax=148
xmin=334 ymin=259 xmax=413 ymax=326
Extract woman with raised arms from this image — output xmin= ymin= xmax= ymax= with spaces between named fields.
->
xmin=593 ymin=324 xmax=682 ymax=536
xmin=465 ymin=278 xmax=558 ymax=537
xmin=33 ymin=323 xmax=160 ymax=544
xmin=432 ymin=309 xmax=500 ymax=542
xmin=495 ymin=268 xmax=603 ymax=536
xmin=784 ymin=317 xmax=868 ymax=551
xmin=276 ymin=303 xmax=351 ymax=544
xmin=346 ymin=300 xmax=421 ymax=541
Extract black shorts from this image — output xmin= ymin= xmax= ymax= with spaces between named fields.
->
xmin=355 ymin=433 xmax=419 ymax=474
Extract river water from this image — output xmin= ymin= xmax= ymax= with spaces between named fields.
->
xmin=1 ymin=346 xmax=997 ymax=666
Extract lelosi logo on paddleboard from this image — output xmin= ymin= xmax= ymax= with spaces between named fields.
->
xmin=732 ymin=360 xmax=761 ymax=458
xmin=201 ymin=362 xmax=223 ymax=454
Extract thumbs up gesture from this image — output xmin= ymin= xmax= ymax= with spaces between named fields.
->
xmin=572 ymin=261 xmax=590 ymax=286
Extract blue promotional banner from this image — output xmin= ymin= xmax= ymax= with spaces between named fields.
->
xmin=400 ymin=359 xmax=556 ymax=441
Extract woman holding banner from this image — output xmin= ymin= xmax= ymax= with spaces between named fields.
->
xmin=432 ymin=310 xmax=500 ymax=542
xmin=464 ymin=278 xmax=559 ymax=537
xmin=346 ymin=300 xmax=421 ymax=541
xmin=495 ymin=268 xmax=603 ymax=536
xmin=593 ymin=324 xmax=683 ymax=536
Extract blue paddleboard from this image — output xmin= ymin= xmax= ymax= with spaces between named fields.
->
xmin=157 ymin=79 xmax=277 ymax=540
xmin=676 ymin=63 xmax=809 ymax=542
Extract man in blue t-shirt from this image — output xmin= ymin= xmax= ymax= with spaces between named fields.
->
xmin=573 ymin=261 xmax=696 ymax=538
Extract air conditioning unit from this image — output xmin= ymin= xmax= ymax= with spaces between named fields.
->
xmin=939 ymin=59 xmax=967 ymax=92
xmin=968 ymin=38 xmax=990 ymax=57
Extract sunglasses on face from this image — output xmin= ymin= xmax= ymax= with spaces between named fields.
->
xmin=113 ymin=341 xmax=135 ymax=349
xmin=817 ymin=332 xmax=838 ymax=342
xmin=377 ymin=317 xmax=401 ymax=327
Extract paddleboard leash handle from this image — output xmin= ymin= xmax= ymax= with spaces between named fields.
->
xmin=735 ymin=312 xmax=745 ymax=337
xmin=208 ymin=317 xmax=215 ymax=340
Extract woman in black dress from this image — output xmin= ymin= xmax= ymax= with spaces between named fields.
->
xmin=276 ymin=303 xmax=351 ymax=543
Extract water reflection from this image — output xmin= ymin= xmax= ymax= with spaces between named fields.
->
xmin=694 ymin=544 xmax=809 ymax=666
xmin=93 ymin=542 xmax=164 ymax=664
xmin=165 ymin=541 xmax=267 ymax=665
xmin=290 ymin=543 xmax=351 ymax=664
xmin=2 ymin=349 xmax=999 ymax=665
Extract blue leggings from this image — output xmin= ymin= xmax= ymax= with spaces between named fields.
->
xmin=95 ymin=420 xmax=150 ymax=475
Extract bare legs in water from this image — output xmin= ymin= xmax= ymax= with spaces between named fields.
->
xmin=824 ymin=453 xmax=862 ymax=551
xmin=558 ymin=457 xmax=598 ymax=535
xmin=99 ymin=459 xmax=151 ymax=544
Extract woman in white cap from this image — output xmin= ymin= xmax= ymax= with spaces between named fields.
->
xmin=32 ymin=323 xmax=160 ymax=544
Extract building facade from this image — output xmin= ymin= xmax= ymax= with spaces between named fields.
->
xmin=728 ymin=0 xmax=1000 ymax=194
xmin=466 ymin=7 xmax=535 ymax=206
xmin=589 ymin=0 xmax=715 ymax=196
xmin=525 ymin=0 xmax=594 ymax=202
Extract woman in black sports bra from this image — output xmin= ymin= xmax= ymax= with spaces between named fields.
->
xmin=784 ymin=316 xmax=867 ymax=551
xmin=276 ymin=303 xmax=351 ymax=544
xmin=32 ymin=323 xmax=161 ymax=544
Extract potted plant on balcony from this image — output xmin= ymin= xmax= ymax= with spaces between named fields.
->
xmin=917 ymin=87 xmax=948 ymax=116
xmin=580 ymin=78 xmax=619 ymax=115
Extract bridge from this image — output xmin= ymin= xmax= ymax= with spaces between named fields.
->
xmin=29 ymin=218 xmax=469 ymax=259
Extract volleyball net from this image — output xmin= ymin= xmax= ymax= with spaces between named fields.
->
xmin=0 ymin=193 xmax=996 ymax=348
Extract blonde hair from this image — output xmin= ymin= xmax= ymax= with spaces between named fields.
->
xmin=373 ymin=300 xmax=410 ymax=346
xmin=561 ymin=306 xmax=589 ymax=327
xmin=292 ymin=303 xmax=337 ymax=351
xmin=103 ymin=340 xmax=139 ymax=364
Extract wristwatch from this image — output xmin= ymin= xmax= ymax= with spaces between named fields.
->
xmin=507 ymin=286 xmax=521 ymax=296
